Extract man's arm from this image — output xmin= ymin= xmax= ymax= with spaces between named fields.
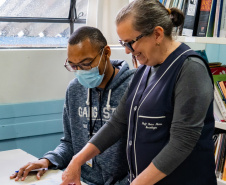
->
xmin=43 ymin=91 xmax=74 ymax=169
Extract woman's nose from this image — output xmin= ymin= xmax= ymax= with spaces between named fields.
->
xmin=125 ymin=47 xmax=132 ymax=54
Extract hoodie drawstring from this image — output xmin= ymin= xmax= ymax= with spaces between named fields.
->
xmin=106 ymin=89 xmax=112 ymax=110
xmin=87 ymin=66 xmax=115 ymax=138
xmin=86 ymin=88 xmax=90 ymax=105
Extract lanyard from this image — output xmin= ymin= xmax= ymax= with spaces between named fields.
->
xmin=89 ymin=66 xmax=115 ymax=139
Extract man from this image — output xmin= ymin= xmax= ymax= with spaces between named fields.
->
xmin=10 ymin=26 xmax=135 ymax=184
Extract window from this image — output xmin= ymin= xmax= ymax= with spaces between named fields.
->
xmin=0 ymin=0 xmax=88 ymax=48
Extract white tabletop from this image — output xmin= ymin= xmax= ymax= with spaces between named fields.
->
xmin=0 ymin=149 xmax=87 ymax=185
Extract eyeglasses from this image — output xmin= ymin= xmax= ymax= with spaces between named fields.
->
xmin=64 ymin=48 xmax=103 ymax=72
xmin=119 ymin=33 xmax=145 ymax=52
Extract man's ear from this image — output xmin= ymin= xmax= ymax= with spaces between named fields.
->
xmin=104 ymin=45 xmax=111 ymax=58
xmin=153 ymin=26 xmax=164 ymax=44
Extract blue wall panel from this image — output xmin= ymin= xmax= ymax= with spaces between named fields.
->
xmin=0 ymin=133 xmax=63 ymax=158
xmin=0 ymin=100 xmax=65 ymax=157
xmin=206 ymin=44 xmax=226 ymax=64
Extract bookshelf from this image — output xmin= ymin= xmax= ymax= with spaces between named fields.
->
xmin=176 ymin=36 xmax=226 ymax=45
xmin=179 ymin=36 xmax=226 ymax=185
xmin=164 ymin=1 xmax=226 ymax=185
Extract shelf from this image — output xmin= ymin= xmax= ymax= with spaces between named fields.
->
xmin=215 ymin=121 xmax=226 ymax=130
xmin=218 ymin=178 xmax=226 ymax=185
xmin=175 ymin=36 xmax=226 ymax=45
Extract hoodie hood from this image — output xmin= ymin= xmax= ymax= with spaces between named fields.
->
xmin=107 ymin=59 xmax=135 ymax=90
xmin=86 ymin=59 xmax=135 ymax=109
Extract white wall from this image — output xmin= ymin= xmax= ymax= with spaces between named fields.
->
xmin=0 ymin=47 xmax=132 ymax=104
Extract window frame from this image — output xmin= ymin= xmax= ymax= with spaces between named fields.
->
xmin=0 ymin=0 xmax=86 ymax=48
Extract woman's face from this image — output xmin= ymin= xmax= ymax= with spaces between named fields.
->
xmin=117 ymin=18 xmax=158 ymax=66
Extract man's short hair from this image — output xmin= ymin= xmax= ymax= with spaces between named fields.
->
xmin=68 ymin=26 xmax=107 ymax=50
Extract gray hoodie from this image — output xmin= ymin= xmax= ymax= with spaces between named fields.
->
xmin=43 ymin=60 xmax=135 ymax=185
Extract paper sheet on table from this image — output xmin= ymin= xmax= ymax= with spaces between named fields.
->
xmin=25 ymin=178 xmax=61 ymax=185
xmin=1 ymin=149 xmax=87 ymax=185
xmin=25 ymin=178 xmax=87 ymax=185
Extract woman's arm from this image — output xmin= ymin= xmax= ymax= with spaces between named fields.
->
xmin=152 ymin=57 xmax=213 ymax=175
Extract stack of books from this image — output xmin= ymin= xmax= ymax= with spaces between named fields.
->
xmin=214 ymin=133 xmax=226 ymax=180
xmin=211 ymin=63 xmax=226 ymax=121
xmin=209 ymin=63 xmax=226 ymax=181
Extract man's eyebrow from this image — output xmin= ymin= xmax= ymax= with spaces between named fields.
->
xmin=78 ymin=57 xmax=93 ymax=64
xmin=68 ymin=57 xmax=93 ymax=64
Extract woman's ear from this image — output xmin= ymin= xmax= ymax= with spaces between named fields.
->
xmin=154 ymin=26 xmax=164 ymax=44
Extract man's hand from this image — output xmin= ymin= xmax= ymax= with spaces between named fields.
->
xmin=10 ymin=158 xmax=50 ymax=181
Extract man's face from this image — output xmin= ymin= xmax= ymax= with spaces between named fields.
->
xmin=67 ymin=39 xmax=106 ymax=75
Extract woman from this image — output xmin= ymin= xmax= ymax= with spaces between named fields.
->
xmin=60 ymin=0 xmax=217 ymax=185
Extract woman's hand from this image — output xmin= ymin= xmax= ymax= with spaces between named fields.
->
xmin=10 ymin=158 xmax=50 ymax=181
xmin=60 ymin=157 xmax=82 ymax=185
xmin=60 ymin=143 xmax=100 ymax=185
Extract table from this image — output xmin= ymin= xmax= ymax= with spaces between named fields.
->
xmin=0 ymin=149 xmax=87 ymax=185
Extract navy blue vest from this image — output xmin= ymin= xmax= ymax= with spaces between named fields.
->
xmin=126 ymin=43 xmax=216 ymax=185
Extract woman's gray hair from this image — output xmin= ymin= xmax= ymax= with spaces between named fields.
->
xmin=116 ymin=0 xmax=184 ymax=37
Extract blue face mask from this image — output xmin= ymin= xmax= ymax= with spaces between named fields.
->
xmin=74 ymin=50 xmax=107 ymax=88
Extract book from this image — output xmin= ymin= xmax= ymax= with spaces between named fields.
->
xmin=178 ymin=0 xmax=189 ymax=35
xmin=182 ymin=0 xmax=201 ymax=36
xmin=172 ymin=0 xmax=179 ymax=7
xmin=213 ymin=0 xmax=224 ymax=37
xmin=163 ymin=0 xmax=168 ymax=6
xmin=222 ymin=156 xmax=226 ymax=180
xmin=220 ymin=0 xmax=226 ymax=37
xmin=219 ymin=81 xmax=226 ymax=101
xmin=165 ymin=0 xmax=172 ymax=8
xmin=206 ymin=0 xmax=217 ymax=37
xmin=214 ymin=100 xmax=225 ymax=122
xmin=213 ymin=133 xmax=219 ymax=148
xmin=217 ymin=134 xmax=226 ymax=179
xmin=215 ymin=134 xmax=223 ymax=166
xmin=196 ymin=0 xmax=213 ymax=36
xmin=217 ymin=0 xmax=224 ymax=37
xmin=177 ymin=0 xmax=184 ymax=10
xmin=209 ymin=62 xmax=223 ymax=68
xmin=214 ymin=84 xmax=226 ymax=121
xmin=217 ymin=81 xmax=226 ymax=103
xmin=169 ymin=0 xmax=175 ymax=8
xmin=210 ymin=66 xmax=226 ymax=74
xmin=213 ymin=74 xmax=226 ymax=121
